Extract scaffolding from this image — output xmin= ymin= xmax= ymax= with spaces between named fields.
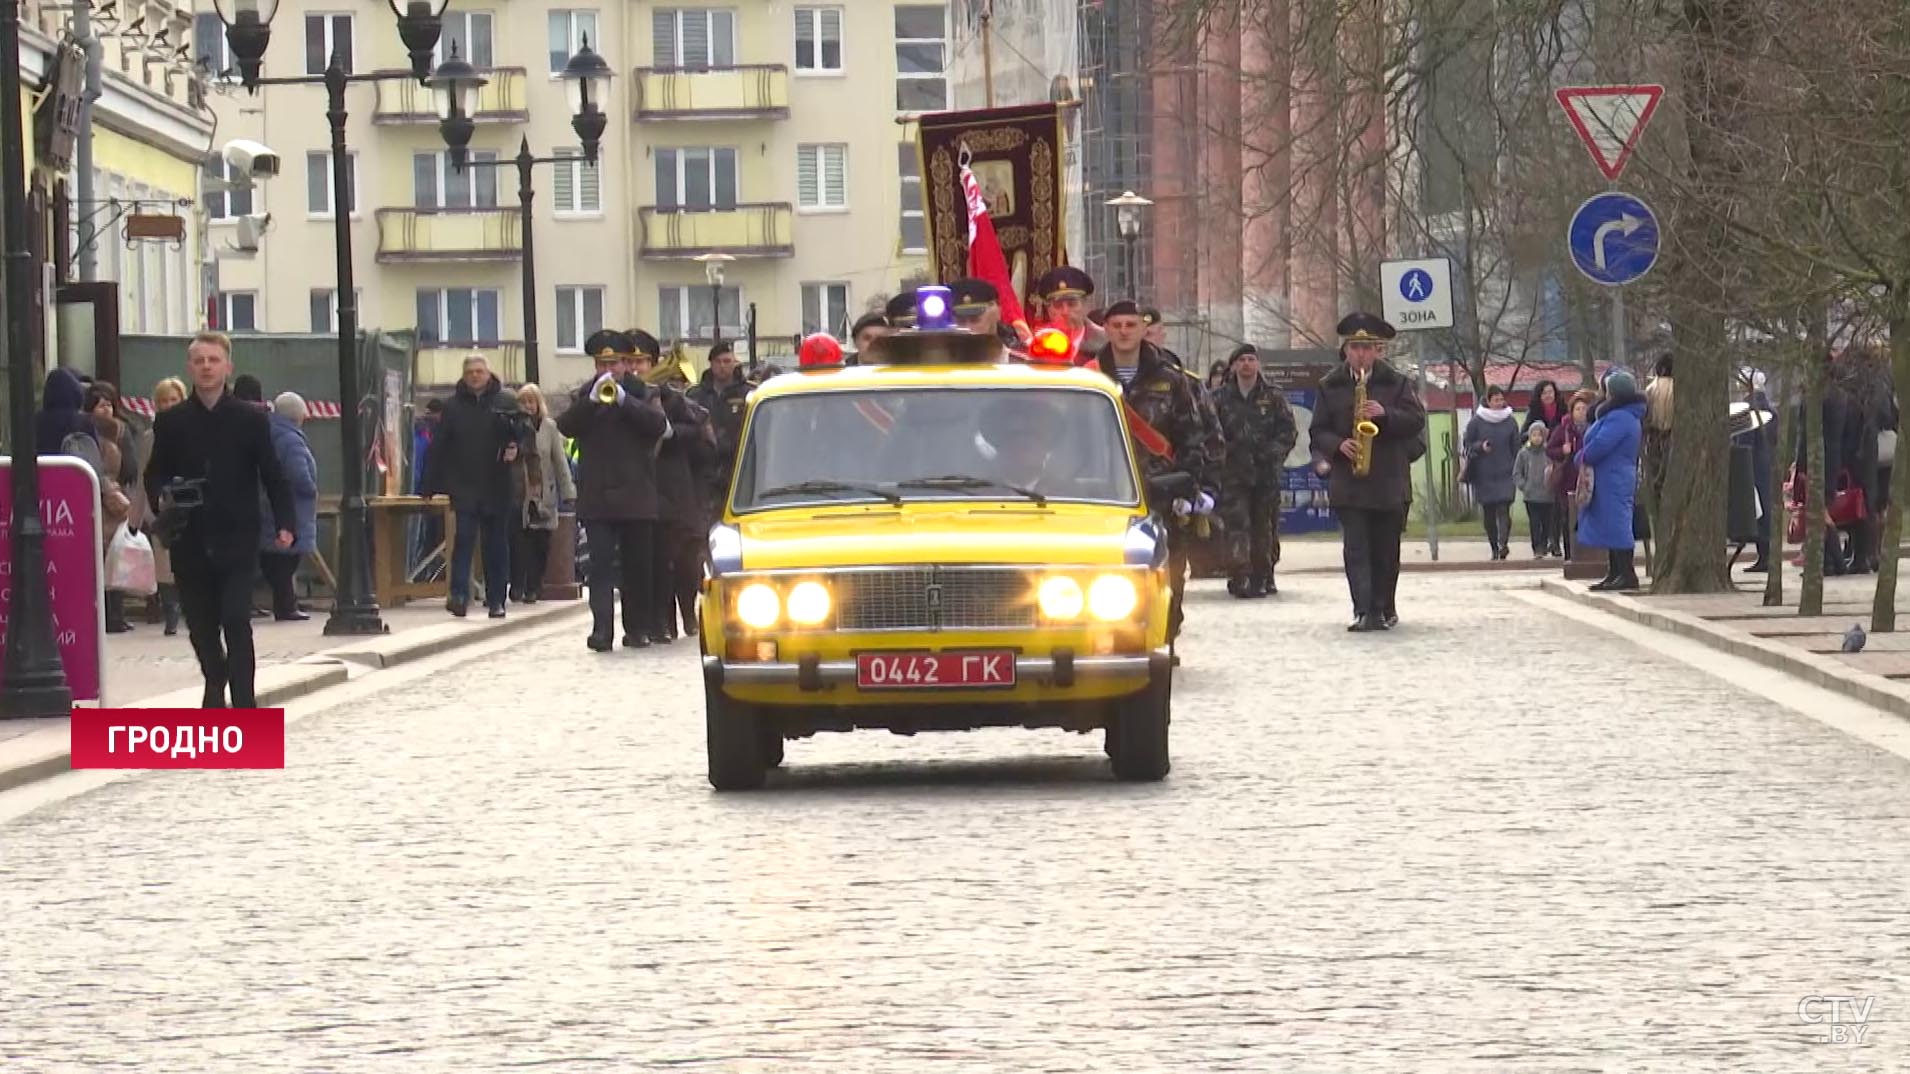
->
xmin=1076 ymin=0 xmax=1151 ymax=302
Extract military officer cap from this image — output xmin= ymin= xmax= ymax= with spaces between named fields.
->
xmin=884 ymin=289 xmax=918 ymax=328
xmin=624 ymin=329 xmax=662 ymax=358
xmin=1087 ymin=307 xmax=1107 ymax=326
xmin=1035 ymin=265 xmax=1094 ymax=301
xmin=583 ymin=329 xmax=631 ymax=358
xmin=1142 ymin=307 xmax=1164 ymax=327
xmin=949 ymin=277 xmax=999 ymax=316
xmin=1335 ymin=311 xmax=1396 ymax=343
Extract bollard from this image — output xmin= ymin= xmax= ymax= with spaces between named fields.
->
xmin=540 ymin=512 xmax=583 ymax=600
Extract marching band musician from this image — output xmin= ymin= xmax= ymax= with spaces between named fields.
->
xmin=1310 ymin=313 xmax=1427 ymax=633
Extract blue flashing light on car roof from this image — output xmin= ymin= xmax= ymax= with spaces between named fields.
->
xmin=916 ymin=285 xmax=954 ymax=331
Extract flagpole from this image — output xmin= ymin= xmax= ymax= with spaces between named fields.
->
xmin=981 ymin=0 xmax=995 ymax=107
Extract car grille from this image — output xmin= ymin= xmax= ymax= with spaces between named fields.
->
xmin=834 ymin=567 xmax=1036 ymax=632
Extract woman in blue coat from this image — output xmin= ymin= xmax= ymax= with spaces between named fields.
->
xmin=1577 ymin=369 xmax=1646 ymax=590
xmin=259 ymin=392 xmax=321 ymax=620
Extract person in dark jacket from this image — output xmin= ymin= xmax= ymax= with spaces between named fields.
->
xmin=687 ymin=339 xmax=751 ymax=517
xmin=258 ymin=393 xmax=320 ymax=621
xmin=640 ymin=350 xmax=712 ymax=642
xmin=1578 ymin=370 xmax=1647 ymax=590
xmin=423 ymin=355 xmax=520 ymax=617
xmin=1462 ymin=386 xmax=1521 ymax=561
xmin=37 ymin=367 xmax=98 ymax=459
xmin=556 ymin=330 xmax=671 ymax=652
xmin=1310 ymin=313 xmax=1428 ymax=632
xmin=1212 ymin=344 xmax=1298 ymax=597
xmin=143 ymin=332 xmax=295 ymax=708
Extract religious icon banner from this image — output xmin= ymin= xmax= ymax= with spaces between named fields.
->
xmin=916 ymin=103 xmax=1068 ymax=312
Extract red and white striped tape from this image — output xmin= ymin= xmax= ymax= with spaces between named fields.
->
xmin=124 ymin=397 xmax=343 ymax=419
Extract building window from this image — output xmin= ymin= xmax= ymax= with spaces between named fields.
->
xmin=548 ymin=10 xmax=599 ymax=75
xmin=203 ymin=158 xmax=253 ymax=221
xmin=652 ymin=8 xmax=735 ymax=69
xmin=416 ymin=288 xmax=503 ymax=345
xmin=304 ymin=13 xmax=354 ymax=76
xmin=412 ymin=151 xmax=499 ymax=209
xmin=797 ymin=144 xmax=848 ymax=211
xmin=801 ymin=282 xmax=850 ymax=338
xmin=192 ymin=13 xmax=235 ymax=79
xmin=551 ymin=148 xmax=602 ymax=214
xmin=655 ymin=147 xmax=738 ymax=211
xmin=555 ymin=286 xmax=606 ymax=352
xmin=659 ymin=284 xmax=741 ymax=342
xmin=893 ymin=5 xmax=947 ymax=112
xmin=793 ymin=7 xmax=842 ymax=73
xmin=306 ymin=151 xmax=358 ymax=217
xmin=898 ymin=143 xmax=926 ymax=252
xmin=438 ymin=10 xmax=494 ymax=68
xmin=212 ymin=292 xmax=257 ymax=333
xmin=309 ymin=289 xmax=361 ymax=333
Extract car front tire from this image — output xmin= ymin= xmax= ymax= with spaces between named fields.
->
xmin=1108 ymin=674 xmax=1170 ymax=782
xmin=706 ymin=677 xmax=767 ymax=791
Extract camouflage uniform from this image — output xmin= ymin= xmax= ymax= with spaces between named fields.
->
xmin=1213 ymin=373 xmax=1298 ymax=595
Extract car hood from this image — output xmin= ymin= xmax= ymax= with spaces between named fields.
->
xmin=733 ymin=503 xmax=1147 ymax=570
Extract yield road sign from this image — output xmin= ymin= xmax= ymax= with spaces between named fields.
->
xmin=1379 ymin=257 xmax=1454 ymax=330
xmin=1555 ymin=85 xmax=1664 ymax=181
xmin=1568 ymin=191 xmax=1660 ymax=286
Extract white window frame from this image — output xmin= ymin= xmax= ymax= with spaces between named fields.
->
xmin=793 ymin=6 xmax=843 ymax=75
xmin=436 ymin=9 xmax=494 ymax=68
xmin=652 ymin=8 xmax=736 ymax=69
xmin=555 ymin=285 xmax=606 ymax=352
xmin=893 ymin=5 xmax=948 ymax=113
xmin=800 ymin=282 xmax=850 ymax=338
xmin=309 ymin=288 xmax=362 ymax=333
xmin=303 ymin=12 xmax=355 ymax=76
xmin=413 ymin=150 xmax=500 ymax=210
xmin=899 ymin=142 xmax=926 ymax=253
xmin=548 ymin=10 xmax=600 ymax=77
xmin=655 ymin=146 xmax=739 ymax=211
xmin=659 ymin=284 xmax=743 ymax=342
xmin=306 ymin=150 xmax=359 ymax=219
xmin=213 ymin=291 xmax=258 ymax=333
xmin=796 ymin=144 xmax=848 ymax=212
xmin=416 ymin=287 xmax=504 ymax=346
xmin=551 ymin=148 xmax=603 ymax=215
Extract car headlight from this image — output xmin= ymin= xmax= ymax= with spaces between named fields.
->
xmin=1037 ymin=575 xmax=1085 ymax=620
xmin=1087 ymin=573 xmax=1138 ymax=620
xmin=785 ymin=580 xmax=831 ymax=625
xmin=735 ymin=582 xmax=781 ymax=629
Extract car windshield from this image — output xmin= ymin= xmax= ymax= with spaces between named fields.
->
xmin=731 ymin=387 xmax=1139 ymax=512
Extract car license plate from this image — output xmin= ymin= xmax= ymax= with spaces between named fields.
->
xmin=856 ymin=651 xmax=1016 ymax=690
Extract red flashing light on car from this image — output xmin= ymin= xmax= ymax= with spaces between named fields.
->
xmin=1027 ymin=327 xmax=1074 ymax=364
xmin=798 ymin=333 xmax=844 ymax=369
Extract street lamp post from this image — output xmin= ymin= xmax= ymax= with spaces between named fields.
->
xmin=216 ymin=0 xmax=457 ymax=638
xmin=696 ymin=253 xmax=733 ymax=344
xmin=432 ymin=38 xmax=613 ymax=386
xmin=1106 ymin=190 xmax=1152 ymax=302
xmin=0 ymin=0 xmax=73 ymax=715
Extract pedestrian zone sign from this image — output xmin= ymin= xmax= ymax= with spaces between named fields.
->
xmin=1555 ymin=85 xmax=1664 ymax=181
xmin=1379 ymin=258 xmax=1453 ymax=331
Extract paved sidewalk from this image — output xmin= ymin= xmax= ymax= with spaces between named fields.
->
xmin=1542 ymin=562 xmax=1910 ymax=719
xmin=1281 ymin=536 xmax=1559 ymax=574
xmin=0 ymin=597 xmax=588 ymax=791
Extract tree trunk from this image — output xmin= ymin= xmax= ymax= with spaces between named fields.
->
xmin=1874 ymin=303 xmax=1910 ymax=631
xmin=1650 ymin=289 xmax=1731 ymax=593
xmin=1800 ymin=358 xmax=1826 ymax=617
xmin=1763 ymin=364 xmax=1791 ymax=607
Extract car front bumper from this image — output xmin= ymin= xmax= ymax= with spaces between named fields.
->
xmin=703 ymin=650 xmax=1166 ymax=692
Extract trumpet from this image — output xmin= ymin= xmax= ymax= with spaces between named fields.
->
xmin=1351 ymin=371 xmax=1379 ymax=477
xmin=594 ymin=375 xmax=621 ymax=404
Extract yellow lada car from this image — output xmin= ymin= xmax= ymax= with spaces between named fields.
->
xmin=698 ymin=299 xmax=1178 ymax=790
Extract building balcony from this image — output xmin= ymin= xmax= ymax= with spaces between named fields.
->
xmin=637 ymin=204 xmax=794 ymax=259
xmin=375 ymin=67 xmax=529 ymax=124
xmin=633 ymin=65 xmax=790 ymax=121
xmin=376 ymin=208 xmax=522 ymax=263
xmin=416 ymin=342 xmax=524 ymax=387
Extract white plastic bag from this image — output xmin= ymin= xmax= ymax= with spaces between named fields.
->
xmin=106 ymin=523 xmax=158 ymax=596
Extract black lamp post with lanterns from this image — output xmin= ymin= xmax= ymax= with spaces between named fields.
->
xmin=212 ymin=0 xmax=457 ymax=638
xmin=430 ymin=37 xmax=612 ymax=386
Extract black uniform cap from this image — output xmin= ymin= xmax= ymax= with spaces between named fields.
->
xmin=1335 ymin=311 xmax=1397 ymax=343
xmin=1035 ymin=265 xmax=1094 ymax=301
xmin=884 ymin=289 xmax=918 ymax=327
xmin=1103 ymin=300 xmax=1143 ymax=321
xmin=949 ymin=277 xmax=999 ymax=315
xmin=626 ymin=330 xmax=662 ymax=359
xmin=583 ymin=329 xmax=631 ymax=358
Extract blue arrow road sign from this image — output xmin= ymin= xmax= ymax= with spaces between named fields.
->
xmin=1568 ymin=191 xmax=1660 ymax=286
xmin=1400 ymin=268 xmax=1434 ymax=303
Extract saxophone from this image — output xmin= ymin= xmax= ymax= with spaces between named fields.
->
xmin=1351 ymin=370 xmax=1380 ymax=477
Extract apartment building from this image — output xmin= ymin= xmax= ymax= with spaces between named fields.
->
xmin=199 ymin=0 xmax=943 ymax=391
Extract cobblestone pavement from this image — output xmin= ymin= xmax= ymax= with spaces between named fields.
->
xmin=3 ymin=573 xmax=1908 ymax=1072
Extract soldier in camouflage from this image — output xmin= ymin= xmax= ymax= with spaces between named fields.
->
xmin=1212 ymin=344 xmax=1298 ymax=597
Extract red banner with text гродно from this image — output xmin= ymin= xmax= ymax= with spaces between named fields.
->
xmin=70 ymin=710 xmax=286 ymax=769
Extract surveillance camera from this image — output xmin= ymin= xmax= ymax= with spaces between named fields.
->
xmin=226 ymin=212 xmax=271 ymax=255
xmin=223 ymin=139 xmax=280 ymax=180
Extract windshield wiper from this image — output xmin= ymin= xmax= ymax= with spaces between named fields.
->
xmin=896 ymin=474 xmax=1048 ymax=507
xmin=755 ymin=480 xmax=902 ymax=506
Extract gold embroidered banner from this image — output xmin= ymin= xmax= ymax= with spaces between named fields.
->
xmin=915 ymin=103 xmax=1068 ymax=310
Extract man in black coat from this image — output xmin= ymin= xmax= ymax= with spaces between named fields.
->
xmin=688 ymin=340 xmax=751 ymax=514
xmin=423 ymin=355 xmax=520 ymax=617
xmin=557 ymin=330 xmax=672 ymax=652
xmin=143 ymin=332 xmax=296 ymax=708
xmin=1310 ymin=313 xmax=1428 ymax=633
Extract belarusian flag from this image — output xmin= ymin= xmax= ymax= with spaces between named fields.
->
xmin=960 ymin=161 xmax=1031 ymax=341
